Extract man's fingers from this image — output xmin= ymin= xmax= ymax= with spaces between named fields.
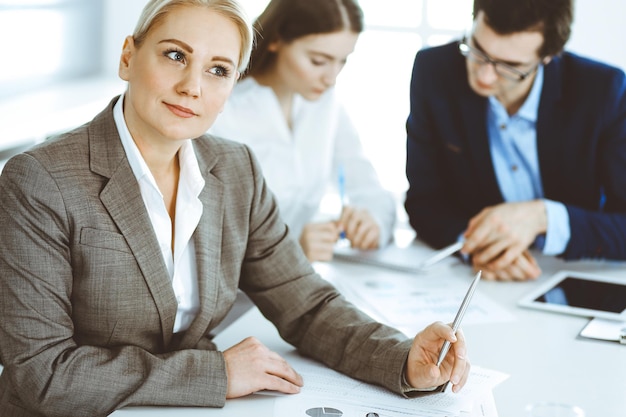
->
xmin=511 ymin=252 xmax=541 ymax=280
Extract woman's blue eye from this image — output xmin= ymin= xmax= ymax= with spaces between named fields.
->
xmin=209 ymin=65 xmax=231 ymax=77
xmin=165 ymin=50 xmax=185 ymax=62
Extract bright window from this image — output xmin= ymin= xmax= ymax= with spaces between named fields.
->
xmin=0 ymin=0 xmax=103 ymax=100
xmin=336 ymin=1 xmax=472 ymax=202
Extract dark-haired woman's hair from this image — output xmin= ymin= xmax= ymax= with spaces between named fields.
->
xmin=245 ymin=0 xmax=363 ymax=77
xmin=473 ymin=0 xmax=573 ymax=57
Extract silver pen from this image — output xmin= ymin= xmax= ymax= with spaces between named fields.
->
xmin=420 ymin=241 xmax=464 ymax=269
xmin=436 ymin=270 xmax=481 ymax=367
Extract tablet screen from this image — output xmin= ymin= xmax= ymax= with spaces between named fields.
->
xmin=534 ymin=277 xmax=626 ymax=313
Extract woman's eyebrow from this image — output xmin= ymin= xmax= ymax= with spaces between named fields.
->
xmin=158 ymin=38 xmax=236 ymax=67
xmin=213 ymin=56 xmax=237 ymax=67
xmin=159 ymin=38 xmax=194 ymax=53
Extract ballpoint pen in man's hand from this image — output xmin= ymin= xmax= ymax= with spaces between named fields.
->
xmin=436 ymin=270 xmax=481 ymax=367
xmin=420 ymin=241 xmax=464 ymax=269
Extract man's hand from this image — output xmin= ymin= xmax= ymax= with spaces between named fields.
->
xmin=462 ymin=200 xmax=547 ymax=271
xmin=405 ymin=322 xmax=470 ymax=393
xmin=339 ymin=206 xmax=380 ymax=250
xmin=223 ymin=337 xmax=303 ymax=399
xmin=473 ymin=250 xmax=541 ymax=281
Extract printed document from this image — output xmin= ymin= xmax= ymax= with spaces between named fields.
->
xmin=269 ymin=347 xmax=508 ymax=417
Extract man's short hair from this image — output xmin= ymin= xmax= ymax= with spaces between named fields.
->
xmin=473 ymin=0 xmax=573 ymax=57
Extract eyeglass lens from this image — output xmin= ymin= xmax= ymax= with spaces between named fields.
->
xmin=459 ymin=40 xmax=530 ymax=81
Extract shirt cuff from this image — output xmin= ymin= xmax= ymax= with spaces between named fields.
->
xmin=540 ymin=199 xmax=571 ymax=255
xmin=400 ymin=366 xmax=447 ymax=397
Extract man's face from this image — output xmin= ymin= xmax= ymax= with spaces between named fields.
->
xmin=466 ymin=11 xmax=545 ymax=110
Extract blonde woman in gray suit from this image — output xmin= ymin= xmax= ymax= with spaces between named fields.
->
xmin=0 ymin=0 xmax=470 ymax=415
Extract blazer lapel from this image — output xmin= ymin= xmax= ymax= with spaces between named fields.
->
xmin=459 ymin=91 xmax=504 ymax=203
xmin=176 ymin=143 xmax=225 ymax=348
xmin=88 ymin=98 xmax=178 ymax=348
xmin=536 ymin=56 xmax=566 ymax=198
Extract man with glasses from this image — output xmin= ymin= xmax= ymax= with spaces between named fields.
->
xmin=404 ymin=0 xmax=626 ymax=281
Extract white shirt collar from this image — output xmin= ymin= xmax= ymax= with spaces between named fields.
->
xmin=113 ymin=94 xmax=204 ymax=197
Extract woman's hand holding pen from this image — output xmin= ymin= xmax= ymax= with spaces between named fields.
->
xmin=223 ymin=337 xmax=303 ymax=398
xmin=405 ymin=322 xmax=470 ymax=393
xmin=300 ymin=222 xmax=342 ymax=261
xmin=338 ymin=206 xmax=380 ymax=250
xmin=299 ymin=207 xmax=380 ymax=261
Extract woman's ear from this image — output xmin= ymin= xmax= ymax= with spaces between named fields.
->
xmin=118 ymin=36 xmax=135 ymax=81
xmin=267 ymin=39 xmax=282 ymax=53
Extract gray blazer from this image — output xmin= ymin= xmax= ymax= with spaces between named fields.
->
xmin=0 ymin=97 xmax=411 ymax=416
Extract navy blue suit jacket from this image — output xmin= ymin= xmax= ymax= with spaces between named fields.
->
xmin=404 ymin=41 xmax=626 ymax=260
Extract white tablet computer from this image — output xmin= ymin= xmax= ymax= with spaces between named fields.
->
xmin=518 ymin=270 xmax=626 ymax=320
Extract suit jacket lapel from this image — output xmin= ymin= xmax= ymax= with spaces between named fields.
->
xmin=176 ymin=143 xmax=225 ymax=348
xmin=536 ymin=57 xmax=565 ymax=198
xmin=88 ymin=98 xmax=178 ymax=348
xmin=459 ymin=90 xmax=504 ymax=204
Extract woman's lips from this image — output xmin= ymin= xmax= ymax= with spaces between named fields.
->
xmin=165 ymin=103 xmax=197 ymax=118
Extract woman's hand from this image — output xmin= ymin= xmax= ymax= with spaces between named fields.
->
xmin=223 ymin=337 xmax=303 ymax=399
xmin=405 ymin=322 xmax=470 ymax=393
xmin=299 ymin=222 xmax=341 ymax=261
xmin=339 ymin=206 xmax=380 ymax=250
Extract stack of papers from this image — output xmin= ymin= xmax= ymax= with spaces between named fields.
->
xmin=328 ymin=266 xmax=515 ymax=337
xmin=270 ymin=349 xmax=509 ymax=417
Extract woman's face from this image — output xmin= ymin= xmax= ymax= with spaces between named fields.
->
xmin=269 ymin=29 xmax=359 ymax=100
xmin=119 ymin=5 xmax=241 ymax=145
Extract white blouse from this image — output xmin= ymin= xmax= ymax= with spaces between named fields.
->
xmin=114 ymin=95 xmax=203 ymax=333
xmin=210 ymin=77 xmax=395 ymax=245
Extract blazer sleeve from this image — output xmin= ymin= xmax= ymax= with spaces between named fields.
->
xmin=404 ymin=47 xmax=478 ymax=248
xmin=0 ymin=154 xmax=230 ymax=416
xmin=237 ymin=146 xmax=413 ymax=396
xmin=563 ymin=66 xmax=626 ymax=260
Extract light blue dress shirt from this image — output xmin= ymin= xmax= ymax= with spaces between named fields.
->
xmin=487 ymin=65 xmax=570 ymax=255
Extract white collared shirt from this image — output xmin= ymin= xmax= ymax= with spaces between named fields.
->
xmin=113 ymin=95 xmax=205 ymax=333
xmin=210 ymin=77 xmax=396 ymax=246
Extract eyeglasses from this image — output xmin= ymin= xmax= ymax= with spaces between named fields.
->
xmin=458 ymin=37 xmax=539 ymax=82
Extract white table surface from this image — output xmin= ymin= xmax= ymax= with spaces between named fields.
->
xmin=109 ymin=247 xmax=626 ymax=417
xmin=322 ymin=255 xmax=626 ymax=417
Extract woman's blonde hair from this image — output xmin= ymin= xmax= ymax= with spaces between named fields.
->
xmin=132 ymin=0 xmax=254 ymax=72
